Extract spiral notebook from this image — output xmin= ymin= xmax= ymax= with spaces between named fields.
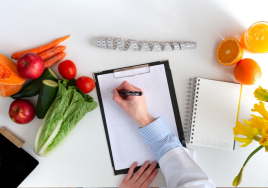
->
xmin=187 ymin=78 xmax=242 ymax=150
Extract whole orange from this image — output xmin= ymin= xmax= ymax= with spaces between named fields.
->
xmin=234 ymin=58 xmax=262 ymax=85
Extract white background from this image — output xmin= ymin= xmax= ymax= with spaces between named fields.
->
xmin=1 ymin=0 xmax=268 ymax=187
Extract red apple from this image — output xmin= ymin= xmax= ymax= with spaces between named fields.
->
xmin=17 ymin=53 xmax=44 ymax=79
xmin=9 ymin=99 xmax=35 ymax=124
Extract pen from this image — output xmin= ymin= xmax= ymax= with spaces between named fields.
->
xmin=118 ymin=91 xmax=143 ymax=96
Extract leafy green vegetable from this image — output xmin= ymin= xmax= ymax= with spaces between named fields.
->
xmin=34 ymin=79 xmax=98 ymax=157
xmin=61 ymin=78 xmax=76 ymax=88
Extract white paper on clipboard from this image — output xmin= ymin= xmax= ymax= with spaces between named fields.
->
xmin=97 ymin=64 xmax=178 ymax=171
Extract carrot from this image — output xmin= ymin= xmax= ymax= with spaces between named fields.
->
xmin=44 ymin=52 xmax=66 ymax=68
xmin=11 ymin=35 xmax=70 ymax=60
xmin=39 ymin=46 xmax=66 ymax=60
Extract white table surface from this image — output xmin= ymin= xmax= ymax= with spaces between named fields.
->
xmin=1 ymin=0 xmax=268 ymax=187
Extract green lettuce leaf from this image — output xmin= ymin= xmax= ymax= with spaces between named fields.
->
xmin=61 ymin=78 xmax=76 ymax=88
xmin=34 ymin=79 xmax=98 ymax=156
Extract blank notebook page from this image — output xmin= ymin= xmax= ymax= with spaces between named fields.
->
xmin=190 ymin=78 xmax=241 ymax=150
xmin=98 ymin=64 xmax=178 ymax=170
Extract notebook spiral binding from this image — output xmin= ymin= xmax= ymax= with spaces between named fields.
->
xmin=183 ymin=78 xmax=196 ymax=143
xmin=190 ymin=78 xmax=200 ymax=144
xmin=97 ymin=37 xmax=196 ymax=51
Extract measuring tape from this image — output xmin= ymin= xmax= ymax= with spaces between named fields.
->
xmin=97 ymin=37 xmax=196 ymax=51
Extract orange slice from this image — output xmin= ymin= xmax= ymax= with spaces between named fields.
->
xmin=0 ymin=53 xmax=26 ymax=97
xmin=216 ymin=38 xmax=244 ymax=66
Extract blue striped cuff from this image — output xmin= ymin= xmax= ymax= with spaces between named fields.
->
xmin=138 ymin=117 xmax=182 ymax=160
xmin=139 ymin=117 xmax=171 ymax=144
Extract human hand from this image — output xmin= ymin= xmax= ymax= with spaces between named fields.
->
xmin=113 ymin=81 xmax=153 ymax=127
xmin=119 ymin=161 xmax=158 ymax=188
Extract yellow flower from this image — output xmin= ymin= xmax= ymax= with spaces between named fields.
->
xmin=244 ymin=115 xmax=268 ymax=135
xmin=233 ymin=121 xmax=258 ymax=137
xmin=249 ymin=115 xmax=268 ymax=129
xmin=259 ymin=126 xmax=268 ymax=150
xmin=234 ymin=137 xmax=254 ymax=147
xmin=259 ymin=136 xmax=268 ymax=146
xmin=251 ymin=101 xmax=268 ymax=120
xmin=262 ymin=125 xmax=268 ymax=136
xmin=233 ymin=121 xmax=259 ymax=147
xmin=254 ymin=86 xmax=268 ymax=102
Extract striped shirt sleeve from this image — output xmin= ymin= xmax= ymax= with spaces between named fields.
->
xmin=138 ymin=117 xmax=182 ymax=161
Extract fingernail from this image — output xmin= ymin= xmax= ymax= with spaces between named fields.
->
xmin=151 ymin=161 xmax=157 ymax=166
xmin=145 ymin=161 xmax=150 ymax=165
xmin=154 ymin=169 xmax=158 ymax=173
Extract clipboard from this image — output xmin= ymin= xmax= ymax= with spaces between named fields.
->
xmin=93 ymin=60 xmax=185 ymax=175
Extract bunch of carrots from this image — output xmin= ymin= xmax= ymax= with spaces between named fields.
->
xmin=11 ymin=35 xmax=70 ymax=68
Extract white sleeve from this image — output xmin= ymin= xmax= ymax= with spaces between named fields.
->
xmin=159 ymin=147 xmax=215 ymax=188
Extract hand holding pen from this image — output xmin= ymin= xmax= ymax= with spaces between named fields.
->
xmin=113 ymin=81 xmax=153 ymax=127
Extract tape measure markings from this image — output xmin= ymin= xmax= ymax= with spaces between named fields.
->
xmin=97 ymin=37 xmax=196 ymax=51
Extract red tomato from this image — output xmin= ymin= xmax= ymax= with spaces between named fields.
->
xmin=76 ymin=76 xmax=95 ymax=94
xmin=58 ymin=60 xmax=77 ymax=80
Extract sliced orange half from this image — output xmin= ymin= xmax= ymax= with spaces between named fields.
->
xmin=216 ymin=38 xmax=244 ymax=66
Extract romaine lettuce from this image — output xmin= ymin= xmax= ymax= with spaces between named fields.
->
xmin=34 ymin=79 xmax=98 ymax=157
